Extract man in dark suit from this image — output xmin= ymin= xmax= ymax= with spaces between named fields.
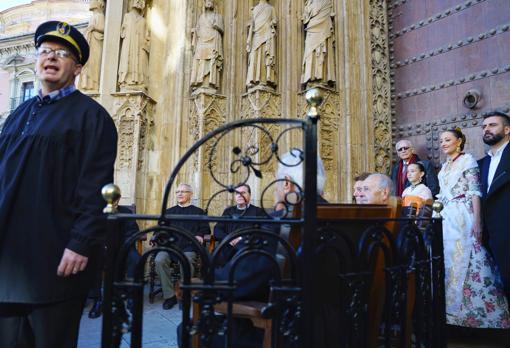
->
xmin=214 ymin=184 xmax=265 ymax=245
xmin=390 ymin=139 xmax=439 ymax=197
xmin=478 ymin=110 xmax=510 ymax=302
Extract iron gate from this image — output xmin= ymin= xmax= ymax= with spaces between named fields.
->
xmin=100 ymin=90 xmax=446 ymax=347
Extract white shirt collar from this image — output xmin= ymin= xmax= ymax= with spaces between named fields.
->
xmin=488 ymin=140 xmax=509 ymax=158
xmin=178 ymin=203 xmax=192 ymax=208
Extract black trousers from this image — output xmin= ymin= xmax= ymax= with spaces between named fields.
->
xmin=0 ymin=296 xmax=86 ymax=348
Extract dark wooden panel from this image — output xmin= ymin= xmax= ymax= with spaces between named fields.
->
xmin=392 ymin=1 xmax=510 ymax=63
xmin=389 ymin=0 xmax=510 ymax=168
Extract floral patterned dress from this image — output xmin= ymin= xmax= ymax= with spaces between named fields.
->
xmin=438 ymin=153 xmax=510 ymax=328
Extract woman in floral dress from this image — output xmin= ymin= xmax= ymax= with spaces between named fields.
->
xmin=438 ymin=128 xmax=510 ymax=328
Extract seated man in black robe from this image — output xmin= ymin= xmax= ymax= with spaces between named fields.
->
xmin=213 ymin=184 xmax=265 ymax=263
xmin=177 ymin=150 xmax=328 ymax=347
xmin=155 ymin=183 xmax=210 ymax=310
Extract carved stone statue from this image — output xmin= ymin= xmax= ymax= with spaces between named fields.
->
xmin=118 ymin=0 xmax=150 ymax=92
xmin=301 ymin=0 xmax=336 ymax=88
xmin=246 ymin=0 xmax=277 ymax=91
xmin=78 ymin=0 xmax=105 ymax=92
xmin=190 ymin=0 xmax=224 ymax=94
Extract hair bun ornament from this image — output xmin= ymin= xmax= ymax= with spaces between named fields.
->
xmin=455 ymin=127 xmax=462 ymax=133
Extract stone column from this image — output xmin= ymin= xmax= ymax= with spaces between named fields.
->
xmin=110 ymin=91 xmax=155 ymax=206
xmin=98 ymin=0 xmax=123 ymax=111
xmin=187 ymin=92 xmax=227 ymax=215
xmin=299 ymin=86 xmax=340 ymax=203
xmin=100 ymin=0 xmax=156 ymax=209
xmin=240 ymin=88 xmax=281 ymax=206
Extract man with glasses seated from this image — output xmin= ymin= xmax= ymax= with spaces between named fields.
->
xmin=390 ymin=139 xmax=439 ymax=198
xmin=155 ymin=183 xmax=210 ymax=310
xmin=213 ymin=184 xmax=265 ymax=265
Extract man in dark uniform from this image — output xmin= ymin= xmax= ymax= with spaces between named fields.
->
xmin=88 ymin=204 xmax=141 ymax=319
xmin=214 ymin=184 xmax=265 ymax=244
xmin=0 ymin=21 xmax=117 ymax=347
xmin=155 ymin=183 xmax=210 ymax=310
xmin=478 ymin=110 xmax=510 ymax=303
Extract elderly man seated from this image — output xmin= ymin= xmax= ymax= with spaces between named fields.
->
xmin=275 ymin=149 xmax=327 ymax=207
xmin=358 ymin=173 xmax=394 ymax=205
xmin=156 ymin=183 xmax=209 ymax=310
xmin=177 ymin=150 xmax=328 ymax=347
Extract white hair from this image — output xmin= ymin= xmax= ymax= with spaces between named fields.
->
xmin=276 ymin=150 xmax=326 ymax=194
xmin=177 ymin=183 xmax=193 ymax=193
xmin=367 ymin=173 xmax=394 ymax=195
xmin=395 ymin=139 xmax=413 ymax=150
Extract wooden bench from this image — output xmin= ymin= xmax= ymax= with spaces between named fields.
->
xmin=191 ymin=199 xmax=403 ymax=348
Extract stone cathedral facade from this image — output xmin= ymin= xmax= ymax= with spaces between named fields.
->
xmin=5 ymin=0 xmax=506 ymax=215
xmin=86 ymin=0 xmax=392 ymax=214
xmin=0 ymin=0 xmax=407 ymax=213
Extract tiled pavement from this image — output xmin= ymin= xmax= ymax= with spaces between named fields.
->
xmin=78 ymin=296 xmax=509 ymax=348
xmin=78 ymin=297 xmax=180 ymax=348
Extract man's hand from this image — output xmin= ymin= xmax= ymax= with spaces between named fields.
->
xmin=57 ymin=248 xmax=88 ymax=277
xmin=195 ymin=235 xmax=204 ymax=244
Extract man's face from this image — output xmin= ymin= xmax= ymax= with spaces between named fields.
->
xmin=36 ymin=41 xmax=81 ymax=93
xmin=358 ymin=176 xmax=387 ymax=205
xmin=235 ymin=185 xmax=251 ymax=208
xmin=205 ymin=0 xmax=214 ymax=9
xmin=176 ymin=185 xmax=192 ymax=205
xmin=482 ymin=116 xmax=510 ymax=146
xmin=353 ymin=180 xmax=364 ymax=203
xmin=396 ymin=141 xmax=413 ymax=161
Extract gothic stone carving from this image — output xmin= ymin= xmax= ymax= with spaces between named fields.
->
xmin=118 ymin=0 xmax=150 ymax=92
xmin=190 ymin=0 xmax=224 ymax=95
xmin=301 ymin=0 xmax=336 ymax=89
xmin=246 ymin=0 xmax=278 ymax=92
xmin=188 ymin=92 xmax=227 ymax=214
xmin=240 ymin=89 xmax=281 ymax=204
xmin=299 ymin=86 xmax=340 ymax=202
xmin=111 ymin=92 xmax=155 ymax=203
xmin=78 ymin=0 xmax=105 ymax=92
xmin=369 ymin=0 xmax=392 ymax=174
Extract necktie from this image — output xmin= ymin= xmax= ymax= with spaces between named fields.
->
xmin=401 ymin=162 xmax=408 ymax=186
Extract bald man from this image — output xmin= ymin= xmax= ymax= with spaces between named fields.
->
xmin=358 ymin=173 xmax=394 ymax=205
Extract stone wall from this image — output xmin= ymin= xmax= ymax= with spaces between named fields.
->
xmin=96 ymin=0 xmax=392 ymax=212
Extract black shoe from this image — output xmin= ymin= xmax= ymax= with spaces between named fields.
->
xmin=162 ymin=296 xmax=177 ymax=310
xmin=88 ymin=299 xmax=102 ymax=319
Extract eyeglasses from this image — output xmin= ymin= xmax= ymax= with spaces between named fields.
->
xmin=176 ymin=190 xmax=191 ymax=194
xmin=397 ymin=146 xmax=410 ymax=152
xmin=36 ymin=47 xmax=75 ymax=60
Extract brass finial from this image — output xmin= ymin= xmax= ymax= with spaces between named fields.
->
xmin=432 ymin=200 xmax=444 ymax=218
xmin=102 ymin=183 xmax=121 ymax=214
xmin=305 ymin=88 xmax=323 ymax=118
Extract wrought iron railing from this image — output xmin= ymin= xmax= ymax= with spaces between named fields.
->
xmin=100 ymin=89 xmax=446 ymax=348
